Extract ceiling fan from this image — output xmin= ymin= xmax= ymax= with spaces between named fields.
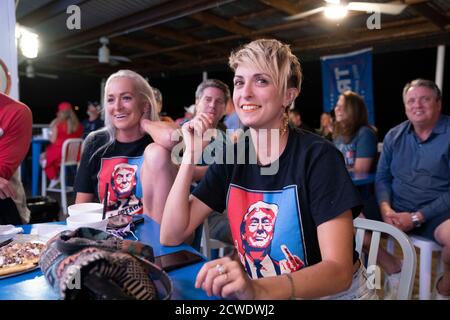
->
xmin=285 ymin=0 xmax=407 ymax=21
xmin=19 ymin=60 xmax=59 ymax=79
xmin=66 ymin=37 xmax=132 ymax=64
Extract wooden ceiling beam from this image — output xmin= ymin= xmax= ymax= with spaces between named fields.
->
xmin=182 ymin=23 xmax=211 ymax=35
xmin=130 ymin=35 xmax=241 ymax=60
xmin=259 ymin=0 xmax=317 ymax=15
xmin=128 ymin=12 xmax=431 ymax=61
xmin=136 ymin=17 xmax=446 ymax=75
xmin=112 ymin=37 xmax=158 ymax=52
xmin=260 ymin=0 xmax=355 ymax=42
xmin=404 ymin=0 xmax=432 ymax=4
xmin=111 ymin=36 xmax=196 ymax=61
xmin=190 ymin=11 xmax=257 ymax=37
xmin=259 ymin=0 xmax=299 ymax=15
xmin=142 ymin=26 xmax=227 ymax=54
xmin=261 ymin=0 xmax=430 ymax=14
xmin=260 ymin=0 xmax=431 ymax=24
xmin=231 ymin=8 xmax=278 ymax=22
xmin=292 ymin=21 xmax=443 ymax=52
xmin=129 ymin=11 xmax=266 ymax=61
xmin=144 ymin=26 xmax=199 ymax=44
xmin=237 ymin=10 xmax=360 ymax=36
xmin=72 ymin=23 xmax=450 ymax=77
xmin=409 ymin=2 xmax=450 ymax=30
xmin=131 ymin=26 xmax=450 ymax=77
xmin=142 ymin=28 xmax=434 ymax=74
xmin=44 ymin=0 xmax=237 ymax=57
xmin=18 ymin=0 xmax=90 ymax=27
xmin=58 ymin=1 xmax=438 ymax=68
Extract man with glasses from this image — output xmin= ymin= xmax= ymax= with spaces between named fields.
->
xmin=376 ymin=79 xmax=450 ymax=299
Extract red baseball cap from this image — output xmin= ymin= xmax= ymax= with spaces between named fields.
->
xmin=58 ymin=101 xmax=72 ymax=112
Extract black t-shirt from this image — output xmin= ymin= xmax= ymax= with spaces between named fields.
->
xmin=82 ymin=118 xmax=104 ymax=138
xmin=75 ymin=130 xmax=153 ymax=217
xmin=193 ymin=127 xmax=362 ymax=279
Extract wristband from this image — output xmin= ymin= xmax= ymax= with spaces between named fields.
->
xmin=285 ymin=273 xmax=296 ymax=300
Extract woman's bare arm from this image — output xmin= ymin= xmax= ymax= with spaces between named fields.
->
xmin=75 ymin=192 xmax=95 ymax=203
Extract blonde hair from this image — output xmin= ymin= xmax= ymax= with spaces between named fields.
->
xmin=228 ymin=39 xmax=302 ymax=97
xmin=56 ymin=109 xmax=80 ymax=134
xmin=152 ymin=87 xmax=163 ymax=113
xmin=102 ymin=69 xmax=160 ymax=145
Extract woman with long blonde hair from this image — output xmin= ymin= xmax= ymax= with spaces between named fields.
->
xmin=51 ymin=105 xmax=81 ymax=138
xmin=43 ymin=102 xmax=83 ymax=183
xmin=74 ymin=70 xmax=176 ymax=222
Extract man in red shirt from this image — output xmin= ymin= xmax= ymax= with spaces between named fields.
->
xmin=0 ymin=92 xmax=32 ymax=224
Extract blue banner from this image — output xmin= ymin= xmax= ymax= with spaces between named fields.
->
xmin=320 ymin=48 xmax=374 ymax=124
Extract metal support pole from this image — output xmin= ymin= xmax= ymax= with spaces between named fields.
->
xmin=435 ymin=45 xmax=445 ymax=94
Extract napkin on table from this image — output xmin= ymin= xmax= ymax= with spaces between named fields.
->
xmin=0 ymin=225 xmax=24 ymax=236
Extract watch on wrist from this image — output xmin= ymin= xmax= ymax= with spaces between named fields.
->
xmin=411 ymin=212 xmax=422 ymax=228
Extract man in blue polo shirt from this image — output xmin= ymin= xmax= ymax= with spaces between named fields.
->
xmin=376 ymin=79 xmax=450 ymax=299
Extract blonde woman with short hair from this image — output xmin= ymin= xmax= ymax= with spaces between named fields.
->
xmin=161 ymin=39 xmax=376 ymax=300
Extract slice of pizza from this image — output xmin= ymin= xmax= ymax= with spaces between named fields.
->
xmin=0 ymin=241 xmax=45 ymax=277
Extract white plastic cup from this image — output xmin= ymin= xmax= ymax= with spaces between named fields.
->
xmin=42 ymin=128 xmax=50 ymax=139
xmin=68 ymin=203 xmax=104 ymax=217
xmin=66 ymin=213 xmax=108 ymax=231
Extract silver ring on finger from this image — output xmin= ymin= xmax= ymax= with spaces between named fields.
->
xmin=215 ymin=263 xmax=226 ymax=276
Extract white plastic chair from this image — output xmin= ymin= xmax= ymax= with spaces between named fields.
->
xmin=41 ymin=138 xmax=83 ymax=216
xmin=190 ymin=180 xmax=234 ymax=260
xmin=354 ymin=217 xmax=417 ymax=300
xmin=387 ymin=235 xmax=443 ymax=300
xmin=377 ymin=142 xmax=383 ymax=153
xmin=201 ymin=219 xmax=233 ymax=260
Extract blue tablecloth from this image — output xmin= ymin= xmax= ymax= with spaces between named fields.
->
xmin=0 ymin=215 xmax=214 ymax=300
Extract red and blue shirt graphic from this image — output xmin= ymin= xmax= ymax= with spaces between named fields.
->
xmin=97 ymin=156 xmax=144 ymax=218
xmin=227 ymin=184 xmax=306 ymax=279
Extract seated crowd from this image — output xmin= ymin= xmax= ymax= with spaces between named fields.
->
xmin=0 ymin=39 xmax=448 ymax=300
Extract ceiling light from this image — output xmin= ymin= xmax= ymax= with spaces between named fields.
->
xmin=324 ymin=4 xmax=348 ymax=20
xmin=16 ymin=25 xmax=39 ymax=59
